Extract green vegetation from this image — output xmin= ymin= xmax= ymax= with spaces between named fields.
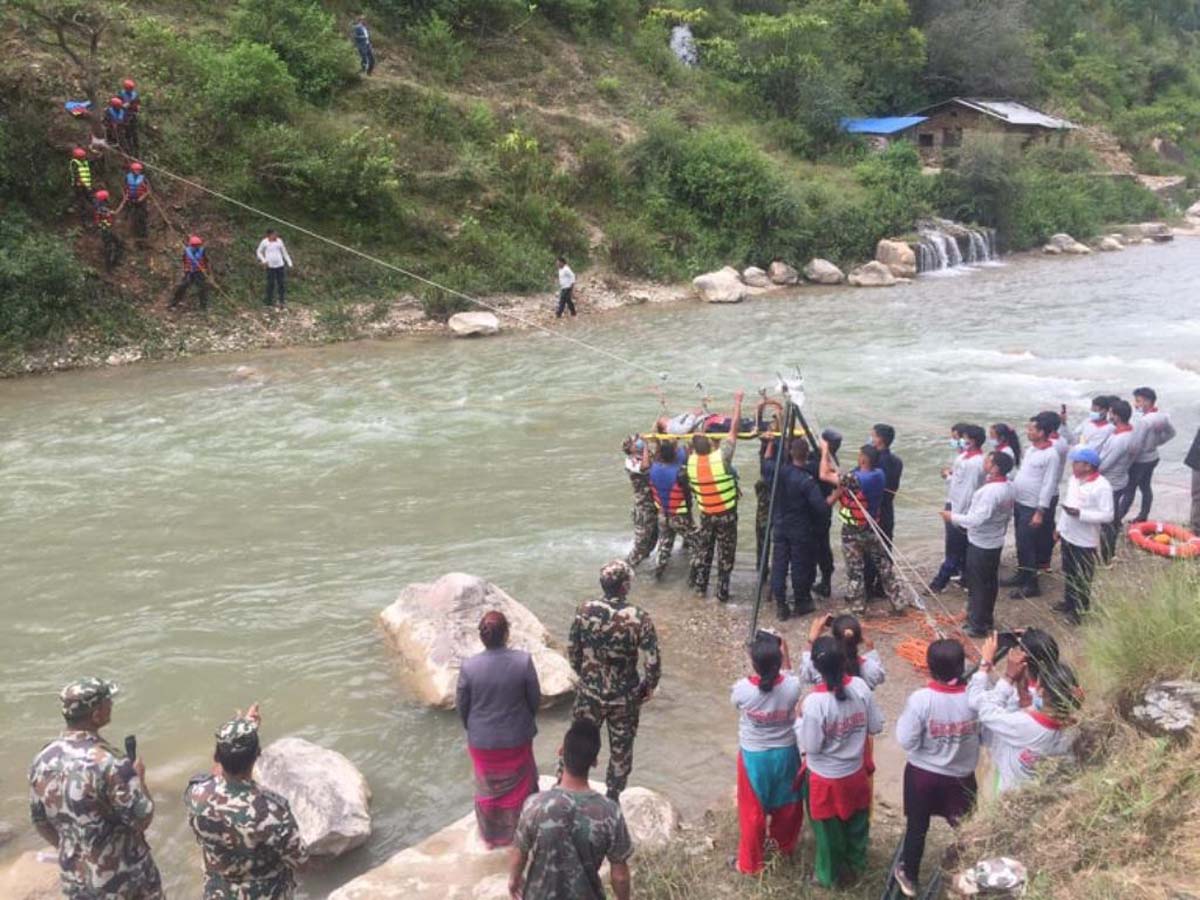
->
xmin=1 ymin=0 xmax=1197 ymax=361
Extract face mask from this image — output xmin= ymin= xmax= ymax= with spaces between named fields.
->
xmin=1088 ymin=411 xmax=1104 ymax=422
xmin=949 ymin=438 xmax=965 ymax=451
xmin=1134 ymin=408 xmax=1146 ymax=418
xmin=1029 ymin=686 xmax=1044 ymax=712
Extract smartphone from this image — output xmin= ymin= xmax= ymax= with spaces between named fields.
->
xmin=124 ymin=734 xmax=137 ymax=762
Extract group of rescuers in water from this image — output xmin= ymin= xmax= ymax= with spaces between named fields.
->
xmin=24 ymin=385 xmax=1179 ymax=899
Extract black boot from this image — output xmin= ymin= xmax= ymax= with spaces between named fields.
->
xmin=814 ymin=575 xmax=831 ymax=598
xmin=776 ymin=601 xmax=791 ymax=621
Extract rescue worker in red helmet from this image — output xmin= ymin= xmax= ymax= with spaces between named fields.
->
xmin=118 ymin=79 xmax=141 ymax=155
xmin=118 ymin=161 xmax=151 ymax=240
xmin=170 ymin=235 xmax=211 ymax=311
xmin=92 ymin=190 xmax=123 ymax=272
xmin=103 ymin=96 xmax=130 ymax=154
xmin=69 ymin=146 xmax=95 ymax=227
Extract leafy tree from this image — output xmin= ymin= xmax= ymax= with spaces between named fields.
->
xmin=922 ymin=0 xmax=1037 ymax=99
xmin=819 ymin=0 xmax=927 ymax=113
xmin=232 ymin=0 xmax=357 ymax=101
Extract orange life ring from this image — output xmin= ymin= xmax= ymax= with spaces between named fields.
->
xmin=1127 ymin=521 xmax=1200 ymax=559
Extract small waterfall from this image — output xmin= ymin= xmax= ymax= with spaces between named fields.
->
xmin=669 ymin=24 xmax=698 ymax=66
xmin=915 ymin=221 xmax=998 ymax=273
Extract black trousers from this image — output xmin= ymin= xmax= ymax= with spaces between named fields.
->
xmin=556 ymin=286 xmax=576 ymax=317
xmin=171 ymin=271 xmax=209 ymax=309
xmin=356 ymin=42 xmax=376 ymax=74
xmin=265 ymin=266 xmax=287 ymax=305
xmin=129 ymin=202 xmax=148 ymax=238
xmin=1127 ymin=459 xmax=1159 ymax=521
xmin=770 ymin=529 xmax=816 ymax=611
xmin=932 ymin=512 xmax=968 ymax=587
xmin=1101 ymin=485 xmax=1133 ymax=563
xmin=814 ymin=519 xmax=834 ymax=580
xmin=1061 ymin=541 xmax=1097 ymax=617
xmin=1012 ymin=503 xmax=1044 ymax=587
xmin=100 ymin=229 xmax=123 ymax=271
xmin=1035 ymin=495 xmax=1058 ymax=569
xmin=965 ymin=543 xmax=1001 ymax=632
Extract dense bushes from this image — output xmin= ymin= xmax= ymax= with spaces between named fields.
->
xmin=232 ymin=0 xmax=357 ymax=101
xmin=0 ymin=218 xmax=102 ymax=348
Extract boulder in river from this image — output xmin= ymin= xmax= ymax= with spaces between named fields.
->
xmin=1045 ymin=233 xmax=1091 ymax=255
xmin=1125 ymin=221 xmax=1174 ymax=243
xmin=803 ymin=258 xmax=845 ymax=284
xmin=741 ymin=266 xmax=771 ymax=288
xmin=447 ymin=312 xmax=501 ymax=337
xmin=847 ymin=260 xmax=898 ymax=287
xmin=1099 ymin=236 xmax=1124 ymax=252
xmin=0 ymin=851 xmax=59 ymax=900
xmin=692 ymin=267 xmax=746 ymax=303
xmin=254 ymin=737 xmax=372 ymax=857
xmin=379 ymin=573 xmax=576 ymax=708
xmin=767 ymin=260 xmax=801 ymax=285
xmin=875 ymin=239 xmax=917 ymax=278
xmin=1129 ymin=680 xmax=1200 ymax=742
xmin=327 ymin=779 xmax=678 ymax=900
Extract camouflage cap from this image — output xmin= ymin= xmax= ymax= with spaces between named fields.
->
xmin=60 ymin=677 xmax=119 ymax=719
xmin=215 ymin=716 xmax=260 ymax=752
xmin=599 ymin=559 xmax=634 ymax=594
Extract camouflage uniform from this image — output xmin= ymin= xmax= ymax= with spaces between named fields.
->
xmin=654 ymin=512 xmax=699 ymax=582
xmin=185 ymin=717 xmax=309 ymax=899
xmin=567 ymin=564 xmax=661 ymax=799
xmin=514 ymin=786 xmax=633 ymax=900
xmin=839 ymin=473 xmax=902 ymax=614
xmin=755 ymin=477 xmax=770 ymax=571
xmin=695 ymin=510 xmax=738 ymax=602
xmin=625 ymin=470 xmax=659 ymax=569
xmin=28 ymin=678 xmax=163 ymax=900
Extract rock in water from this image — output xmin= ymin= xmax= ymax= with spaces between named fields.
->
xmin=1127 ymin=221 xmax=1174 ymax=242
xmin=741 ymin=266 xmax=771 ymax=288
xmin=692 ymin=267 xmax=746 ymax=303
xmin=804 ymin=258 xmax=845 ymax=284
xmin=447 ymin=311 xmax=501 ymax=336
xmin=847 ymin=260 xmax=898 ymax=287
xmin=328 ymin=779 xmax=679 ymax=900
xmin=1099 ymin=236 xmax=1124 ymax=252
xmin=1045 ymin=233 xmax=1092 ymax=255
xmin=0 ymin=851 xmax=60 ymax=900
xmin=379 ymin=573 xmax=576 ymax=708
xmin=1129 ymin=680 xmax=1200 ymax=742
xmin=254 ymin=737 xmax=372 ymax=857
xmin=767 ymin=260 xmax=801 ymax=285
xmin=875 ymin=239 xmax=917 ymax=278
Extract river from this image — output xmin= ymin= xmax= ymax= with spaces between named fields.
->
xmin=1 ymin=242 xmax=1197 ymax=897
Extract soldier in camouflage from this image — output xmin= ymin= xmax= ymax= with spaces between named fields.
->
xmin=830 ymin=443 xmax=903 ymax=615
xmin=184 ymin=704 xmax=309 ymax=899
xmin=28 ymin=677 xmax=163 ymax=899
xmin=567 ymin=560 xmax=661 ymax=801
xmin=622 ymin=435 xmax=659 ymax=569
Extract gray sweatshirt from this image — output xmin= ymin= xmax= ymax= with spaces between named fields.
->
xmin=1012 ymin=442 xmax=1059 ymax=511
xmin=1134 ymin=409 xmax=1176 ymax=463
xmin=1065 ymin=418 xmax=1114 ymax=453
xmin=951 ymin=478 xmax=1016 ymax=550
xmin=794 ymin=676 xmax=885 ymax=779
xmin=731 ymin=673 xmax=803 ymax=752
xmin=895 ymin=682 xmax=981 ymax=778
xmin=946 ymin=450 xmax=986 ymax=513
xmin=799 ymin=648 xmax=886 ymax=690
xmin=1099 ymin=425 xmax=1140 ymax=491
xmin=968 ymin=671 xmax=1076 ymax=793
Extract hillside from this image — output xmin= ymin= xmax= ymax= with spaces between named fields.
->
xmin=1 ymin=0 xmax=1198 ymax=373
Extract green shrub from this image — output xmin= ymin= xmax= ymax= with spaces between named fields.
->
xmin=0 ymin=218 xmax=102 ymax=347
xmin=409 ymin=13 xmax=471 ymax=80
xmin=574 ymin=138 xmax=625 ymax=203
xmin=595 ymin=75 xmax=622 ymax=100
xmin=605 ymin=218 xmax=686 ymax=280
xmin=232 ymin=0 xmax=357 ymax=101
xmin=205 ymin=42 xmax=299 ymax=123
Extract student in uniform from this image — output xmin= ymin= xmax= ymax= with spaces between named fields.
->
xmin=892 ymin=639 xmax=980 ymax=897
xmin=1054 ymin=448 xmax=1113 ymax=624
xmin=796 ymin=636 xmax=885 ymax=888
xmin=1127 ymin=387 xmax=1176 ymax=524
xmin=1098 ymin=399 xmax=1140 ymax=563
xmin=799 ymin=613 xmax=885 ymax=690
xmin=989 ymin=423 xmax=1022 ymax=475
xmin=944 ymin=451 xmax=1015 ymax=637
xmin=1063 ymin=395 xmax=1115 ymax=452
xmin=1005 ymin=412 xmax=1060 ymax=598
xmin=930 ymin=424 xmax=987 ymax=593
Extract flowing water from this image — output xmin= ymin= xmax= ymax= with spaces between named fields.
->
xmin=2 ymin=243 xmax=1198 ymax=896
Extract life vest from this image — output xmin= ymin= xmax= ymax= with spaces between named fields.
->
xmin=70 ymin=158 xmax=92 ymax=189
xmin=649 ymin=461 xmax=688 ymax=516
xmin=93 ymin=203 xmax=113 ymax=229
xmin=105 ymin=107 xmax=126 ymax=125
xmin=124 ymin=173 xmax=148 ymax=201
xmin=183 ymin=246 xmax=207 ymax=272
xmin=687 ymin=450 xmax=736 ymax=515
xmin=838 ymin=475 xmax=869 ymax=528
xmin=119 ymin=89 xmax=140 ymax=114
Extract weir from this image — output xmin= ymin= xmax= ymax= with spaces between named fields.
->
xmin=915 ymin=219 xmax=998 ymax=273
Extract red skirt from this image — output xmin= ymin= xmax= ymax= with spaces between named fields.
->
xmin=468 ymin=743 xmax=538 ymax=848
xmin=806 ymin=766 xmax=872 ymax=821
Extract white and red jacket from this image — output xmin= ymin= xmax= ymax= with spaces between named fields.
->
xmin=794 ymin=676 xmax=885 ymax=779
xmin=1057 ymin=472 xmax=1114 ymax=549
xmin=895 ymin=680 xmax=980 ymax=778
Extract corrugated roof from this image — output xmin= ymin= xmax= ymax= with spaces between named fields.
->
xmin=841 ymin=116 xmax=927 ymax=135
xmin=918 ymin=98 xmax=1075 ymax=130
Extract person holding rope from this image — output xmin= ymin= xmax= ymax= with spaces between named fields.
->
xmin=761 ymin=438 xmax=832 ymax=619
xmin=118 ymin=161 xmax=151 ymax=240
xmin=687 ymin=390 xmax=744 ymax=604
xmin=69 ymin=146 xmax=96 ymax=227
xmin=642 ymin=437 xmax=697 ymax=582
xmin=92 ymin=190 xmax=123 ymax=272
xmin=866 ymin=423 xmax=903 ymax=599
xmin=622 ymin=435 xmax=658 ymax=571
xmin=170 ymin=234 xmax=211 ymax=311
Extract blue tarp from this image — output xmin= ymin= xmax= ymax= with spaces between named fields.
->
xmin=841 ymin=116 xmax=926 ymax=135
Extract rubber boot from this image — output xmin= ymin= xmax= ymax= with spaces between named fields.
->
xmin=814 ymin=575 xmax=832 ymax=599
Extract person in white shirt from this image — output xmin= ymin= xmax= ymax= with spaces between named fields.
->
xmin=1005 ymin=412 xmax=1061 ymax=598
xmin=930 ymin=423 xmax=987 ymax=593
xmin=1054 ymin=447 xmax=1113 ymax=624
xmin=945 ymin=451 xmax=1015 ymax=637
xmin=555 ymin=256 xmax=576 ymax=318
xmin=1127 ymin=386 xmax=1177 ymax=524
xmin=255 ymin=229 xmax=294 ymax=308
xmin=1062 ymin=395 xmax=1116 ymax=453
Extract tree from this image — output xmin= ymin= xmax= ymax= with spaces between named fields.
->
xmin=12 ymin=0 xmax=116 ymax=106
xmin=922 ymin=0 xmax=1037 ymax=99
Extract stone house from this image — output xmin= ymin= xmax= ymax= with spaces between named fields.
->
xmin=909 ymin=97 xmax=1076 ymax=164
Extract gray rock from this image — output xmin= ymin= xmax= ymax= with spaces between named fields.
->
xmin=1130 ymin=680 xmax=1200 ymax=741
xmin=1099 ymin=236 xmax=1124 ymax=252
xmin=255 ymin=737 xmax=372 ymax=857
xmin=952 ymin=856 xmax=1027 ymax=896
xmin=692 ymin=266 xmax=746 ymax=303
xmin=741 ymin=266 xmax=771 ymax=288
xmin=1047 ymin=233 xmax=1092 ymax=255
xmin=447 ymin=312 xmax=501 ymax=337
xmin=875 ymin=239 xmax=917 ymax=278
xmin=766 ymin=260 xmax=801 ymax=285
xmin=803 ymin=258 xmax=845 ymax=284
xmin=847 ymin=260 xmax=898 ymax=287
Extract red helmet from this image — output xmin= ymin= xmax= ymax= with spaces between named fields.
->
xmin=123 ymin=78 xmax=136 ymax=90
xmin=110 ymin=96 xmax=123 ymax=108
xmin=95 ymin=189 xmax=110 ymax=202
xmin=130 ymin=161 xmax=144 ymax=173
xmin=72 ymin=147 xmax=87 ymax=159
xmin=188 ymin=234 xmax=204 ymax=247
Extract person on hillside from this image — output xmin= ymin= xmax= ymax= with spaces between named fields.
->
xmin=944 ymin=450 xmax=1015 ymax=637
xmin=118 ymin=161 xmax=151 ymax=240
xmin=567 ymin=560 xmax=660 ymax=801
xmin=351 ymin=15 xmax=376 ymax=75
xmin=1187 ymin=424 xmax=1200 ymax=531
xmin=29 ymin=678 xmax=163 ymax=899
xmin=892 ymin=639 xmax=980 ymax=898
xmin=799 ymin=613 xmax=886 ymax=690
xmin=1062 ymin=395 xmax=1115 ymax=452
xmin=828 ymin=441 xmax=903 ymax=614
xmin=1098 ymin=399 xmax=1139 ymax=563
xmin=808 ymin=428 xmax=843 ymax=598
xmin=761 ymin=438 xmax=832 ymax=619
xmin=103 ymin=96 xmax=130 ymax=154
xmin=555 ymin=256 xmax=577 ymax=318
xmin=989 ymin=422 xmax=1022 ymax=475
xmin=1127 ymin=386 xmax=1176 ymax=523
xmin=509 ymin=720 xmax=633 ymax=900
xmin=622 ymin=435 xmax=658 ymax=570
xmin=1005 ymin=412 xmax=1060 ymax=597
xmin=687 ymin=391 xmax=744 ymax=603
xmin=730 ymin=632 xmax=804 ymax=875
xmin=184 ymin=705 xmax=309 ymax=898
xmin=796 ymin=635 xmax=885 ymax=889
xmin=968 ymin=633 xmax=1081 ymax=794
xmin=866 ymin=423 xmax=903 ymax=598
xmin=930 ymin=423 xmax=986 ymax=593
xmin=69 ymin=146 xmax=95 ymax=227
xmin=117 ymin=79 xmax=141 ymax=156
xmin=457 ymin=611 xmax=541 ymax=849
xmin=92 ymin=190 xmax=123 ymax=272
xmin=256 ymin=229 xmax=294 ymax=308
xmin=1054 ymin=447 xmax=1113 ymax=624
xmin=643 ymin=438 xmax=697 ymax=582
xmin=170 ymin=234 xmax=211 ymax=311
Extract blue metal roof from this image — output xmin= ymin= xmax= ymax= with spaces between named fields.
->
xmin=841 ymin=116 xmax=927 ymax=135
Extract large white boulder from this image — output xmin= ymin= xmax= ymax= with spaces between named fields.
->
xmin=254 ymin=737 xmax=372 ymax=857
xmin=1130 ymin=680 xmax=1200 ymax=741
xmin=1045 ymin=233 xmax=1091 ymax=255
xmin=1099 ymin=236 xmax=1124 ymax=252
xmin=766 ymin=260 xmax=801 ymax=285
xmin=0 ymin=851 xmax=59 ymax=900
xmin=448 ymin=312 xmax=501 ymax=337
xmin=1126 ymin=221 xmax=1174 ymax=242
xmin=692 ymin=267 xmax=746 ymax=303
xmin=875 ymin=239 xmax=917 ymax=278
xmin=328 ymin=780 xmax=678 ymax=900
xmin=741 ymin=266 xmax=771 ymax=288
xmin=847 ymin=260 xmax=898 ymax=287
xmin=803 ymin=258 xmax=845 ymax=284
xmin=379 ymin=573 xmax=575 ymax=709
